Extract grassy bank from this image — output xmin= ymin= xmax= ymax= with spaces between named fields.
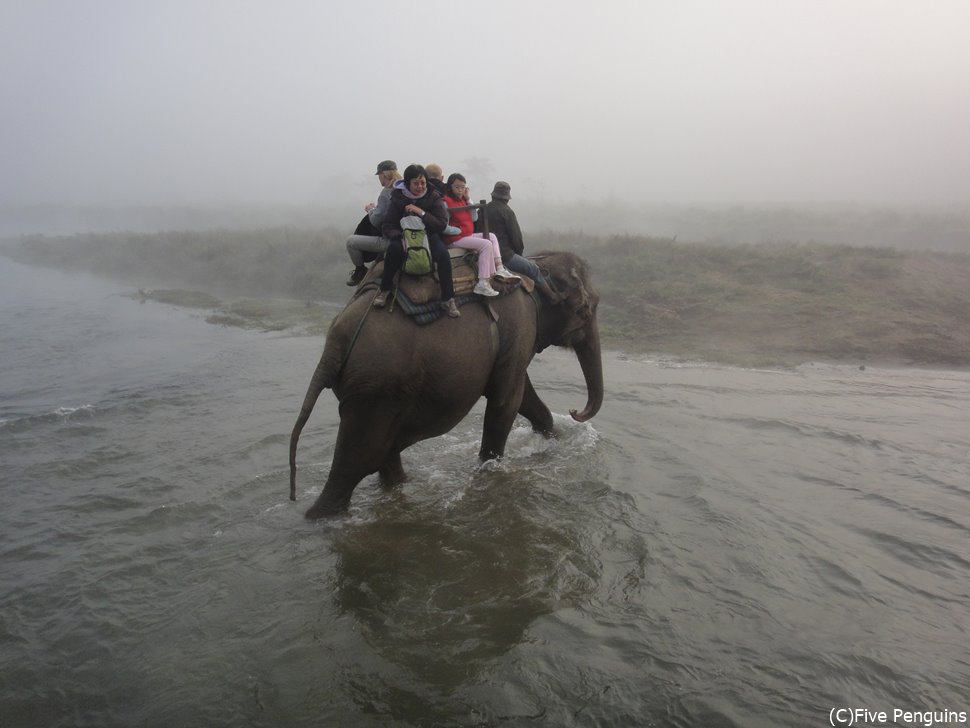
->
xmin=587 ymin=236 xmax=970 ymax=366
xmin=4 ymin=228 xmax=970 ymax=367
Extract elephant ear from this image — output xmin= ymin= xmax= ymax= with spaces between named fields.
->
xmin=569 ymin=266 xmax=595 ymax=320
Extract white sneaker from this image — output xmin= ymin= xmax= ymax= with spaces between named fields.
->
xmin=473 ymin=280 xmax=500 ymax=297
xmin=495 ymin=266 xmax=521 ymax=282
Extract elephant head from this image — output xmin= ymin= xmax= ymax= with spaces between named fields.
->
xmin=532 ymin=252 xmax=603 ymax=423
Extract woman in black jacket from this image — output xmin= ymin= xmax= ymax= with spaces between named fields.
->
xmin=375 ymin=163 xmax=459 ymax=318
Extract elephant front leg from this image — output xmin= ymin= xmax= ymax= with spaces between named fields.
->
xmin=479 ymin=382 xmax=526 ymax=461
xmin=518 ymin=374 xmax=555 ymax=437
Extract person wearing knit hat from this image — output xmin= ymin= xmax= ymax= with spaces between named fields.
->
xmin=479 ymin=181 xmax=563 ymax=304
xmin=490 ymin=181 xmax=511 ymax=201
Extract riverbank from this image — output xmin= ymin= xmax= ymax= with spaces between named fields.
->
xmin=589 ymin=235 xmax=970 ymax=368
xmin=4 ymin=228 xmax=969 ymax=367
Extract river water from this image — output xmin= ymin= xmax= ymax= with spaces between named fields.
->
xmin=2 ymin=257 xmax=968 ymax=728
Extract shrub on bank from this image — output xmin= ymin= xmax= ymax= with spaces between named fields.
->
xmin=5 ymin=227 xmax=970 ymax=365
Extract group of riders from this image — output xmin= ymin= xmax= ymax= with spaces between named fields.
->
xmin=344 ymin=160 xmax=563 ymax=319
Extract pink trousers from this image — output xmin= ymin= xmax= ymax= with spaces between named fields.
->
xmin=448 ymin=233 xmax=501 ymax=280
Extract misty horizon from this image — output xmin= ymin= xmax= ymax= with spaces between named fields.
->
xmin=2 ymin=1 xmax=969 ymax=212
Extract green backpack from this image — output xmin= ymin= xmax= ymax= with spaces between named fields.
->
xmin=400 ymin=215 xmax=432 ymax=276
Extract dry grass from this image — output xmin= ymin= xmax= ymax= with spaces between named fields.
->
xmin=582 ymin=237 xmax=970 ymax=366
xmin=5 ymin=227 xmax=970 ymax=367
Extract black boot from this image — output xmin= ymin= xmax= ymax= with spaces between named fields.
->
xmin=346 ymin=265 xmax=367 ymax=286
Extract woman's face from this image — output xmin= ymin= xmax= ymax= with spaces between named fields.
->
xmin=450 ymin=179 xmax=467 ymax=198
xmin=408 ymin=175 xmax=427 ymax=196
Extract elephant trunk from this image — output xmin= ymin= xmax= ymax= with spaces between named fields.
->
xmin=569 ymin=318 xmax=604 ymax=423
xmin=289 ymin=353 xmax=331 ymax=500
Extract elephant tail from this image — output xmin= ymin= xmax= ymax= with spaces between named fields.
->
xmin=289 ymin=349 xmax=336 ymax=501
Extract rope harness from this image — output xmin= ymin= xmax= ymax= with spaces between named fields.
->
xmin=334 ymin=281 xmax=381 ymax=381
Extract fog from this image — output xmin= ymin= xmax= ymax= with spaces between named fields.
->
xmin=2 ymin=1 xmax=969 ymax=214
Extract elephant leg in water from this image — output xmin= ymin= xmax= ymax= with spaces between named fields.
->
xmin=479 ymin=376 xmax=527 ymax=462
xmin=304 ymin=400 xmax=399 ymax=518
xmin=378 ymin=451 xmax=406 ymax=487
xmin=517 ymin=373 xmax=555 ymax=437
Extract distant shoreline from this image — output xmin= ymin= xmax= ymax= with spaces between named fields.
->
xmin=3 ymin=201 xmax=969 ymax=252
xmin=3 ymin=225 xmax=969 ymax=369
xmin=108 ymin=276 xmax=970 ymax=372
xmin=120 ymin=286 xmax=947 ymax=372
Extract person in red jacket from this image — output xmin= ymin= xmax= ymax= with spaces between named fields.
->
xmin=441 ymin=173 xmax=519 ymax=297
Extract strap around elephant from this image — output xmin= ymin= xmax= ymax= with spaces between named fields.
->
xmin=337 ymin=290 xmax=379 ymax=380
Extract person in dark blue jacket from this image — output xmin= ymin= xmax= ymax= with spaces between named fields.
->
xmin=375 ymin=164 xmax=460 ymax=318
xmin=479 ymin=181 xmax=562 ymax=304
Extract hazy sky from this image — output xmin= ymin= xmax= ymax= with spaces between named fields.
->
xmin=2 ymin=0 xmax=969 ymax=208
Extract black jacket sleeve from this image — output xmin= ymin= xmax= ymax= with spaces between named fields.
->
xmin=505 ymin=206 xmax=525 ymax=255
xmin=422 ymin=196 xmax=448 ymax=235
xmin=381 ymin=191 xmax=406 ymax=240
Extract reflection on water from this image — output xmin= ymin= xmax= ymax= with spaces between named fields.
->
xmin=2 ymin=257 xmax=969 ymax=727
xmin=334 ymin=510 xmax=554 ymax=686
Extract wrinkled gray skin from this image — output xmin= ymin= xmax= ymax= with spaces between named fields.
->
xmin=289 ymin=251 xmax=603 ymax=519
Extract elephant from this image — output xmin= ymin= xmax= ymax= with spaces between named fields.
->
xmin=289 ymin=250 xmax=603 ymax=518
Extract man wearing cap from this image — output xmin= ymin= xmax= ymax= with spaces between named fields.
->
xmin=479 ymin=181 xmax=562 ymax=303
xmin=345 ymin=160 xmax=400 ymax=286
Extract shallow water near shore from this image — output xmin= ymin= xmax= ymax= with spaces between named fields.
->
xmin=2 ymin=257 xmax=968 ymax=727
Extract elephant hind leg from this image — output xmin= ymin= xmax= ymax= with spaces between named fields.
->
xmin=305 ymin=459 xmax=373 ymax=518
xmin=305 ymin=402 xmax=400 ymax=519
xmin=378 ymin=451 xmax=407 ymax=488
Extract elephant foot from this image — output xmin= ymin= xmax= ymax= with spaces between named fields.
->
xmin=533 ymin=423 xmax=556 ymax=438
xmin=478 ymin=447 xmax=504 ymax=462
xmin=304 ymin=494 xmax=350 ymax=520
xmin=525 ymin=412 xmax=555 ymax=438
xmin=378 ymin=471 xmax=407 ymax=489
xmin=378 ymin=453 xmax=407 ymax=489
